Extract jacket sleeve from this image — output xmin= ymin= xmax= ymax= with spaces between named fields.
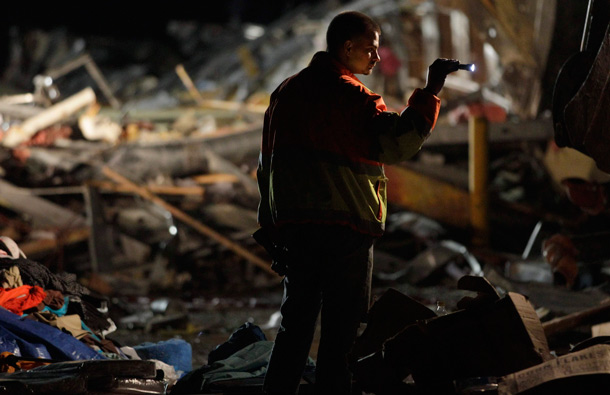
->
xmin=373 ymin=88 xmax=440 ymax=164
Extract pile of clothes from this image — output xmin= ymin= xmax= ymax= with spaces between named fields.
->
xmin=0 ymin=236 xmax=193 ymax=393
xmin=0 ymin=236 xmax=118 ymax=361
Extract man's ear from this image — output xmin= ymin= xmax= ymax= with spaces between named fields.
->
xmin=343 ymin=40 xmax=353 ymax=56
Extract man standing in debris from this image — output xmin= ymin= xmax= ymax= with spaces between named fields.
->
xmin=255 ymin=10 xmax=458 ymax=395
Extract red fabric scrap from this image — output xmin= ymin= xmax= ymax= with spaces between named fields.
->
xmin=0 ymin=285 xmax=47 ymax=315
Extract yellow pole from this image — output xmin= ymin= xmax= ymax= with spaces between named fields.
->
xmin=469 ymin=115 xmax=489 ymax=246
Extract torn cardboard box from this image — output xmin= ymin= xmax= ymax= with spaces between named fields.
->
xmin=498 ymin=344 xmax=610 ymax=394
xmin=353 ymin=278 xmax=553 ymax=393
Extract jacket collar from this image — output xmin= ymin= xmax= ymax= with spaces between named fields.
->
xmin=309 ymin=51 xmax=356 ymax=79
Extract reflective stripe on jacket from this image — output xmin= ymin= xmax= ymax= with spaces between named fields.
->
xmin=257 ymin=51 xmax=440 ymax=236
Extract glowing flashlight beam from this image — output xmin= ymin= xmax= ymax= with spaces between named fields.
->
xmin=458 ymin=63 xmax=476 ymax=72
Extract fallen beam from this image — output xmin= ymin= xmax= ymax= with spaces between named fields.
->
xmin=542 ymin=299 xmax=610 ymax=338
xmin=0 ymin=179 xmax=87 ymax=229
xmin=103 ymin=125 xmax=262 ymax=181
xmin=101 ymin=166 xmax=276 ymax=276
xmin=425 ymin=119 xmax=553 ymax=146
xmin=19 ymin=227 xmax=90 ymax=258
xmin=87 ymin=180 xmax=205 ymax=197
xmin=0 ymin=103 xmax=44 ymax=120
xmin=44 ymin=53 xmax=121 ymax=109
xmin=175 ymin=64 xmax=206 ymax=106
xmin=191 ymin=173 xmax=239 ymax=185
xmin=2 ymin=88 xmax=96 ymax=147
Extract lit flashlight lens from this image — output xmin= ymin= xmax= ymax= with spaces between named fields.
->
xmin=458 ymin=63 xmax=475 ymax=72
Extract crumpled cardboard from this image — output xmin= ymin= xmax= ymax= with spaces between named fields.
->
xmin=499 ymin=344 xmax=610 ymax=394
xmin=353 ymin=277 xmax=553 ymax=393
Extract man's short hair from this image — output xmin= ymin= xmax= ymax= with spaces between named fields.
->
xmin=326 ymin=11 xmax=381 ymax=55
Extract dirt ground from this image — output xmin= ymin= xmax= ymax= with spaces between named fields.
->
xmin=109 ymin=290 xmax=325 ymax=370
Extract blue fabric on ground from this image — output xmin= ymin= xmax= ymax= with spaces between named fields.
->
xmin=0 ymin=307 xmax=103 ymax=361
xmin=0 ymin=325 xmax=52 ymax=359
xmin=133 ymin=338 xmax=192 ymax=374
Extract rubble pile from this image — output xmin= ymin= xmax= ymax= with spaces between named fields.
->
xmin=0 ymin=0 xmax=609 ymax=394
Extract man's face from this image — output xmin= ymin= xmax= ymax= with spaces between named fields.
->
xmin=343 ymin=29 xmax=381 ymax=75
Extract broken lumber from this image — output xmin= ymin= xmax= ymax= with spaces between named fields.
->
xmin=175 ymin=64 xmax=206 ymax=106
xmin=199 ymin=98 xmax=267 ymax=114
xmin=2 ymin=88 xmax=96 ymax=148
xmin=201 ymin=147 xmax=259 ymax=198
xmin=0 ymin=103 xmax=44 ymax=119
xmin=0 ymin=179 xmax=87 ymax=228
xmin=87 ymin=180 xmax=205 ymax=196
xmin=0 ymin=93 xmax=36 ymax=105
xmin=19 ymin=227 xmax=90 ymax=258
xmin=543 ymin=299 xmax=610 ymax=337
xmin=103 ymin=127 xmax=261 ymax=182
xmin=191 ymin=173 xmax=239 ymax=185
xmin=44 ymin=53 xmax=121 ymax=109
xmin=100 ymin=166 xmax=277 ymax=276
xmin=425 ymin=119 xmax=553 ymax=146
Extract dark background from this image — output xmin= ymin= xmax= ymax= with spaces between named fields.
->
xmin=0 ymin=1 xmax=330 ymax=75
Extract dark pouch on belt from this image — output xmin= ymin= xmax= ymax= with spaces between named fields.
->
xmin=252 ymin=228 xmax=288 ymax=276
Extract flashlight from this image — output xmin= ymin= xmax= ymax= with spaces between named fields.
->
xmin=458 ymin=63 xmax=476 ymax=72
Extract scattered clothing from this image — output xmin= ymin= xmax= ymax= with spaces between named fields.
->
xmin=66 ymin=294 xmax=113 ymax=334
xmin=0 ymin=257 xmax=90 ymax=297
xmin=0 ymin=307 xmax=103 ymax=361
xmin=25 ymin=312 xmax=90 ymax=340
xmin=0 ymin=351 xmax=52 ymax=373
xmin=0 ymin=285 xmax=46 ymax=315
xmin=133 ymin=338 xmax=192 ymax=375
xmin=171 ymin=341 xmax=273 ymax=394
xmin=0 ymin=266 xmax=23 ymax=289
xmin=208 ymin=322 xmax=266 ymax=365
xmin=0 ymin=237 xmax=26 ymax=260
xmin=41 ymin=289 xmax=66 ymax=311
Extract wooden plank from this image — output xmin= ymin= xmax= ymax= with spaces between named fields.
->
xmin=543 ymin=299 xmax=610 ymax=338
xmin=19 ymin=227 xmax=90 ymax=258
xmin=0 ymin=93 xmax=36 ymax=105
xmin=83 ymin=185 xmax=113 ymax=272
xmin=175 ymin=63 xmax=206 ymax=106
xmin=426 ymin=119 xmax=553 ymax=146
xmin=101 ymin=166 xmax=277 ymax=277
xmin=0 ymin=179 xmax=87 ymax=228
xmin=199 ymin=99 xmax=267 ymax=114
xmin=2 ymin=88 xmax=96 ymax=147
xmin=87 ymin=180 xmax=205 ymax=196
xmin=191 ymin=173 xmax=239 ymax=185
xmin=45 ymin=53 xmax=121 ymax=109
xmin=0 ymin=103 xmax=43 ymax=119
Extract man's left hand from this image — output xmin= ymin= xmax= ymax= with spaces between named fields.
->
xmin=424 ymin=58 xmax=460 ymax=95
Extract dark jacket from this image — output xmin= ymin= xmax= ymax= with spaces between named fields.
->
xmin=257 ymin=51 xmax=440 ymax=236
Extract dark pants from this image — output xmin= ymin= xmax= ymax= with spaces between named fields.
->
xmin=263 ymin=224 xmax=374 ymax=395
